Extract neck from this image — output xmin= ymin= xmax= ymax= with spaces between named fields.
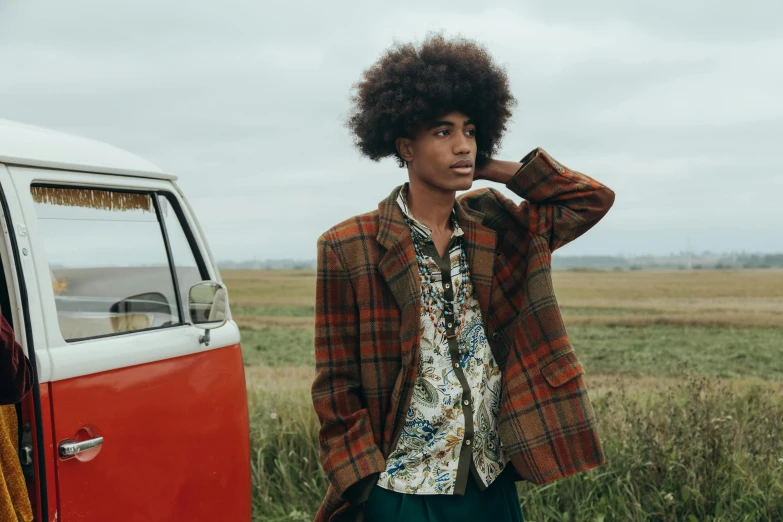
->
xmin=406 ymin=175 xmax=455 ymax=235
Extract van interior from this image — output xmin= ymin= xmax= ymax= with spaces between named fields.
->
xmin=0 ymin=204 xmax=37 ymax=518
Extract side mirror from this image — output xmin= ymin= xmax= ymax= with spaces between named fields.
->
xmin=188 ymin=281 xmax=229 ymax=346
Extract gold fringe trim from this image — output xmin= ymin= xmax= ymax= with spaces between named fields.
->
xmin=31 ymin=186 xmax=152 ymax=212
xmin=52 ymin=278 xmax=69 ymax=295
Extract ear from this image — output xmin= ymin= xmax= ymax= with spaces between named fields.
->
xmin=395 ymin=137 xmax=414 ymax=163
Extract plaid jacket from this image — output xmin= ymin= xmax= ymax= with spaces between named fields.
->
xmin=311 ymin=148 xmax=616 ymax=522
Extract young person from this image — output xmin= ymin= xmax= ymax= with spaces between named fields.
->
xmin=311 ymin=34 xmax=615 ymax=522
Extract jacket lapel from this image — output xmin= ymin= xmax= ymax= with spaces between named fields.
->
xmin=376 ymin=185 xmax=498 ymax=362
xmin=455 ymin=202 xmax=497 ymax=323
xmin=377 ymin=185 xmax=420 ymax=366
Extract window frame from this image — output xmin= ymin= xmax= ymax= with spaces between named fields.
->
xmin=30 ymin=182 xmax=210 ymax=343
xmin=156 ymin=190 xmax=211 ymax=304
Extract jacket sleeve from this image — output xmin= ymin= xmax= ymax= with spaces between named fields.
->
xmin=0 ymin=314 xmax=33 ymax=405
xmin=478 ymin=147 xmax=615 ymax=252
xmin=311 ymin=236 xmax=385 ymax=504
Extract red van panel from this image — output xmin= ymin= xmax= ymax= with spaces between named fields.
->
xmin=48 ymin=344 xmax=250 ymax=521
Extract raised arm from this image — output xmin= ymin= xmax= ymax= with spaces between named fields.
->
xmin=468 ymin=147 xmax=615 ymax=251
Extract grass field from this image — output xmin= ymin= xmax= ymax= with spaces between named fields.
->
xmin=224 ymin=269 xmax=783 ymax=522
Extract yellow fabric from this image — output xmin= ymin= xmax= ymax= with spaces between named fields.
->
xmin=0 ymin=405 xmax=33 ymax=522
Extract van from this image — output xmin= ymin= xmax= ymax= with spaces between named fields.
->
xmin=0 ymin=120 xmax=251 ymax=521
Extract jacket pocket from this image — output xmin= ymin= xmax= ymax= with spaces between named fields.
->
xmin=540 ymin=350 xmax=585 ymax=387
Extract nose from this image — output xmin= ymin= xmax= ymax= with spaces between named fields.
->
xmin=453 ymin=132 xmax=471 ymax=155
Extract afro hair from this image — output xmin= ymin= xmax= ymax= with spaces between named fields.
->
xmin=346 ymin=33 xmax=516 ymax=168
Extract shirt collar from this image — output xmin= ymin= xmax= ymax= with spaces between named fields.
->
xmin=396 ymin=184 xmax=464 ymax=241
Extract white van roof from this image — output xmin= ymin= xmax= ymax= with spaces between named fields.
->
xmin=0 ymin=119 xmax=176 ymax=180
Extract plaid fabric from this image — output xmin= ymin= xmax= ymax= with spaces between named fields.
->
xmin=312 ymin=148 xmax=615 ymax=522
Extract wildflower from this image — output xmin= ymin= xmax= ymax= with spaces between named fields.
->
xmin=270 ymin=412 xmax=278 ymax=420
xmin=664 ymin=492 xmax=674 ymax=502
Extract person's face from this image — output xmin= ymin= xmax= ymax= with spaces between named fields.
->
xmin=396 ymin=110 xmax=477 ymax=193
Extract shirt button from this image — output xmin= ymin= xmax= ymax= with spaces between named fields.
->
xmin=463 ymin=399 xmax=470 ymax=406
xmin=465 ymin=439 xmax=471 ymax=446
xmin=453 ymin=363 xmax=459 ymax=369
xmin=444 ymin=283 xmax=451 ymax=289
xmin=447 ymin=323 xmax=453 ymax=328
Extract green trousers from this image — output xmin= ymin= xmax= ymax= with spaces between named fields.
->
xmin=363 ymin=466 xmax=524 ymax=522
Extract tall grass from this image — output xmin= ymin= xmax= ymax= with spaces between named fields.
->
xmin=248 ymin=387 xmax=328 ymax=522
xmin=249 ymin=376 xmax=783 ymax=522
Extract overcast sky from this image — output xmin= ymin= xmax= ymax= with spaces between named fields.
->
xmin=1 ymin=1 xmax=781 ymax=261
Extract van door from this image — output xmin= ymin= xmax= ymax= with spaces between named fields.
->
xmin=8 ymin=166 xmax=251 ymax=521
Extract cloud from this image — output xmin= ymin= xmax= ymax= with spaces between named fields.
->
xmin=524 ymin=0 xmax=783 ymax=42
xmin=0 ymin=0 xmax=780 ymax=261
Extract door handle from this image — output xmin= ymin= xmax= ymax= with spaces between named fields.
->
xmin=59 ymin=436 xmax=104 ymax=458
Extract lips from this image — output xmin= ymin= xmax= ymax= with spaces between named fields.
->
xmin=451 ymin=159 xmax=473 ymax=169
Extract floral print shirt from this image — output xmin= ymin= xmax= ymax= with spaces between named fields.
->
xmin=375 ymin=185 xmax=508 ymax=496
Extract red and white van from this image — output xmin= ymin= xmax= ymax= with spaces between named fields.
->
xmin=0 ymin=120 xmax=251 ymax=521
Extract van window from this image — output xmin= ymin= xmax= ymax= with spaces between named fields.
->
xmin=31 ymin=186 xmax=196 ymax=341
xmin=157 ymin=194 xmax=205 ymax=313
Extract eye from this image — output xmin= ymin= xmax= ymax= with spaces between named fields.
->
xmin=435 ymin=129 xmax=450 ymax=137
xmin=465 ymin=128 xmax=476 ymax=137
